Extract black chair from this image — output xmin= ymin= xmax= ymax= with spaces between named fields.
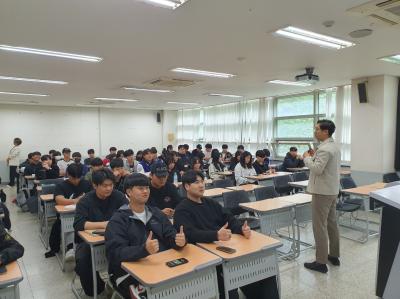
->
xmin=292 ymin=171 xmax=309 ymax=182
xmin=383 ymin=172 xmax=400 ymax=183
xmin=222 ymin=190 xmax=260 ymax=229
xmin=213 ymin=179 xmax=234 ymax=188
xmin=254 ymin=186 xmax=279 ymax=201
xmin=41 ymin=184 xmax=57 ymax=195
xmin=273 ymin=175 xmax=294 ymax=196
xmin=340 ymin=177 xmax=364 ymax=206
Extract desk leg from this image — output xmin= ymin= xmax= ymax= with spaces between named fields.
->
xmin=56 ymin=216 xmax=66 ymax=271
xmin=90 ymin=245 xmax=97 ymax=299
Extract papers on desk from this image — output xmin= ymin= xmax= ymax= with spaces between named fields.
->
xmin=65 ymin=204 xmax=76 ymax=210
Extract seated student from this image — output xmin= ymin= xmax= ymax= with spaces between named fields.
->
xmin=191 ymin=144 xmax=205 ymax=160
xmin=0 ymin=222 xmax=24 ymax=266
xmin=139 ymin=149 xmax=153 ymax=173
xmin=0 ymin=202 xmax=11 ymax=230
xmin=73 ymin=168 xmax=128 ymax=297
xmin=176 ymin=145 xmax=191 ymax=181
xmin=36 ymin=154 xmax=60 ymax=180
xmin=221 ymin=144 xmax=232 ymax=163
xmin=150 ymin=147 xmax=158 ymax=162
xmin=110 ymin=158 xmax=129 ymax=192
xmin=165 ymin=156 xmax=177 ymax=184
xmin=204 ymin=143 xmax=213 ymax=163
xmin=106 ymin=146 xmax=117 ymax=160
xmin=174 ymin=171 xmax=279 ymax=299
xmin=105 ymin=173 xmax=186 ymax=298
xmin=190 ymin=156 xmax=203 ymax=172
xmin=208 ymin=149 xmax=227 ymax=180
xmin=123 ymin=149 xmax=144 ymax=173
xmin=166 ymin=144 xmax=173 ymax=153
xmin=234 ymin=151 xmax=257 ymax=185
xmin=148 ymin=161 xmax=182 ymax=218
xmin=228 ymin=151 xmax=241 ymax=171
xmin=135 ymin=150 xmax=143 ymax=162
xmin=102 ymin=153 xmax=116 ymax=167
xmin=57 ymin=148 xmax=74 ymax=177
xmin=252 ymin=150 xmax=268 ymax=175
xmin=84 ymin=149 xmax=95 ymax=166
xmin=237 ymin=144 xmax=245 ymax=153
xmin=46 ymin=163 xmax=92 ymax=258
xmin=263 ymin=148 xmax=271 ymax=169
xmin=282 ymin=146 xmax=305 ymax=171
xmin=23 ymin=151 xmax=42 ymax=176
xmin=84 ymin=157 xmax=104 ymax=184
xmin=116 ymin=150 xmax=125 ymax=159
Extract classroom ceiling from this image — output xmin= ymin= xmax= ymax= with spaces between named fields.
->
xmin=0 ymin=0 xmax=400 ymax=110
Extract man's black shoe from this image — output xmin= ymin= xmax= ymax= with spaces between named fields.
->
xmin=304 ymin=261 xmax=328 ymax=273
xmin=328 ymin=255 xmax=340 ymax=266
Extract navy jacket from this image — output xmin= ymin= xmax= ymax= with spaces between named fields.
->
xmin=282 ymin=153 xmax=305 ymax=170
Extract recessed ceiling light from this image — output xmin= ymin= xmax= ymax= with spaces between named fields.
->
xmin=167 ymin=101 xmax=199 ymax=105
xmin=0 ymin=44 xmax=102 ymax=62
xmin=274 ymin=26 xmax=355 ymax=49
xmin=94 ymin=97 xmax=139 ymax=102
xmin=0 ymin=75 xmax=68 ymax=85
xmin=267 ymin=80 xmax=312 ymax=87
xmin=378 ymin=54 xmax=400 ymax=64
xmin=171 ymin=68 xmax=235 ymax=78
xmin=0 ymin=100 xmax=39 ymax=105
xmin=0 ymin=91 xmax=49 ymax=97
xmin=208 ymin=93 xmax=243 ymax=98
xmin=141 ymin=0 xmax=189 ymax=9
xmin=122 ymin=87 xmax=174 ymax=93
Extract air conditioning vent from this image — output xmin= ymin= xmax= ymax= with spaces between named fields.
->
xmin=370 ymin=13 xmax=399 ymax=24
xmin=348 ymin=1 xmax=400 ymax=25
xmin=146 ymin=77 xmax=196 ymax=88
xmin=376 ymin=0 xmax=400 ymax=8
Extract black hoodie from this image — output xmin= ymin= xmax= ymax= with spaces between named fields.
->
xmin=282 ymin=152 xmax=305 ymax=171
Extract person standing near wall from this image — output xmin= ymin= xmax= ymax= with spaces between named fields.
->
xmin=6 ymin=137 xmax=22 ymax=190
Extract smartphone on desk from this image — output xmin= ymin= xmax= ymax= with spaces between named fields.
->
xmin=216 ymin=246 xmax=236 ymax=254
xmin=166 ymin=258 xmax=189 ymax=268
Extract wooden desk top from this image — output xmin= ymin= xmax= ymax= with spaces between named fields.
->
xmin=342 ymin=182 xmax=386 ymax=196
xmin=0 ymin=261 xmax=23 ymax=287
xmin=197 ymin=231 xmax=281 ymax=261
xmin=203 ymin=188 xmax=233 ymax=198
xmin=78 ymin=230 xmax=105 ymax=245
xmin=24 ymin=175 xmax=35 ymax=180
xmin=340 ymin=170 xmax=351 ymax=175
xmin=245 ymin=172 xmax=292 ymax=181
xmin=240 ymin=198 xmax=295 ymax=213
xmin=288 ymin=180 xmax=309 ymax=188
xmin=217 ymin=171 xmax=233 ymax=176
xmin=287 ymin=167 xmax=309 ymax=172
xmin=280 ymin=193 xmax=312 ymax=205
xmin=55 ymin=205 xmax=76 ymax=214
xmin=227 ymin=184 xmax=262 ymax=192
xmin=39 ymin=194 xmax=54 ymax=201
xmin=121 ymin=244 xmax=221 ymax=286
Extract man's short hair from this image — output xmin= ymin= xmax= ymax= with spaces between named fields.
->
xmin=124 ymin=149 xmax=134 ymax=157
xmin=87 ymin=149 xmax=95 ymax=155
xmin=317 ymin=119 xmax=336 ymax=136
xmin=178 ymin=145 xmax=184 ymax=150
xmin=255 ymin=150 xmax=266 ymax=158
xmin=32 ymin=151 xmax=41 ymax=157
xmin=123 ymin=173 xmax=150 ymax=193
xmin=183 ymin=144 xmax=189 ymax=150
xmin=110 ymin=158 xmax=124 ymax=169
xmin=41 ymin=155 xmax=51 ymax=161
xmin=222 ymin=144 xmax=228 ymax=149
xmin=72 ymin=152 xmax=82 ymax=158
xmin=237 ymin=145 xmax=244 ymax=150
xmin=66 ymin=163 xmax=83 ymax=178
xmin=182 ymin=170 xmax=205 ymax=190
xmin=205 ymin=143 xmax=212 ymax=149
xmin=109 ymin=147 xmax=117 ymax=152
xmin=142 ymin=149 xmax=151 ymax=156
xmin=150 ymin=147 xmax=158 ymax=154
xmin=62 ymin=148 xmax=71 ymax=154
xmin=90 ymin=157 xmax=103 ymax=167
xmin=13 ymin=138 xmax=22 ymax=145
xmin=92 ymin=168 xmax=115 ymax=186
xmin=289 ymin=147 xmax=298 ymax=152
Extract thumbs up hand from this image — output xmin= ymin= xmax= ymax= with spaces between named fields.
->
xmin=145 ymin=231 xmax=159 ymax=255
xmin=217 ymin=222 xmax=232 ymax=241
xmin=175 ymin=225 xmax=186 ymax=247
xmin=242 ymin=220 xmax=251 ymax=239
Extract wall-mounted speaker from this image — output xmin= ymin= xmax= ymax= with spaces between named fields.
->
xmin=357 ymin=82 xmax=368 ymax=103
xmin=156 ymin=112 xmax=161 ymax=123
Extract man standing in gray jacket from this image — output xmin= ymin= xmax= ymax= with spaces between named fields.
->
xmin=303 ymin=119 xmax=341 ymax=273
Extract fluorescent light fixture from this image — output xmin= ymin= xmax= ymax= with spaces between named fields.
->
xmin=208 ymin=93 xmax=243 ymax=98
xmin=0 ymin=44 xmax=102 ymax=62
xmin=94 ymin=97 xmax=138 ymax=102
xmin=171 ymin=68 xmax=235 ymax=78
xmin=0 ymin=91 xmax=48 ymax=97
xmin=0 ymin=75 xmax=67 ymax=85
xmin=378 ymin=54 xmax=400 ymax=64
xmin=274 ymin=26 xmax=355 ymax=50
xmin=167 ymin=101 xmax=199 ymax=105
xmin=142 ymin=0 xmax=189 ymax=9
xmin=122 ymin=87 xmax=174 ymax=93
xmin=0 ymin=100 xmax=39 ymax=105
xmin=267 ymin=80 xmax=312 ymax=87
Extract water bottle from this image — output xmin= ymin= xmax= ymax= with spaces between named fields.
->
xmin=173 ymin=172 xmax=178 ymax=183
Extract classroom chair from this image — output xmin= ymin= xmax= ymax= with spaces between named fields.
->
xmin=273 ymin=175 xmax=294 ymax=196
xmin=292 ymin=171 xmax=309 ymax=182
xmin=340 ymin=177 xmax=365 ymax=206
xmin=212 ymin=179 xmax=234 ymax=188
xmin=382 ymin=172 xmax=400 ymax=183
xmin=254 ymin=186 xmax=279 ymax=201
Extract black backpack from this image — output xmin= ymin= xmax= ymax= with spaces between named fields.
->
xmin=0 ymin=189 xmax=6 ymax=203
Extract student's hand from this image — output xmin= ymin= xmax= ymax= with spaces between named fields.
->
xmin=179 ymin=171 xmax=184 ymax=176
xmin=175 ymin=226 xmax=186 ymax=247
xmin=145 ymin=231 xmax=159 ymax=255
xmin=217 ymin=222 xmax=232 ymax=241
xmin=73 ymin=193 xmax=85 ymax=204
xmin=162 ymin=208 xmax=174 ymax=217
xmin=242 ymin=221 xmax=251 ymax=239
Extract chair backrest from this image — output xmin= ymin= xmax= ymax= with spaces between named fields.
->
xmin=39 ymin=178 xmax=64 ymax=185
xmin=41 ymin=184 xmax=56 ymax=195
xmin=213 ymin=179 xmax=234 ymax=188
xmin=383 ymin=172 xmax=400 ymax=183
xmin=222 ymin=190 xmax=250 ymax=215
xmin=340 ymin=176 xmax=357 ymax=189
xmin=254 ymin=186 xmax=279 ymax=201
xmin=292 ymin=171 xmax=309 ymax=182
xmin=273 ymin=175 xmax=293 ymax=195
xmin=384 ymin=181 xmax=400 ymax=188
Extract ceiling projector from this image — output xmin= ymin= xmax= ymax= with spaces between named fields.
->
xmin=295 ymin=67 xmax=319 ymax=84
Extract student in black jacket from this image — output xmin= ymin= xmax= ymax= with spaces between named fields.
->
xmin=0 ymin=222 xmax=24 ymax=266
xmin=252 ymin=150 xmax=268 ymax=174
xmin=282 ymin=147 xmax=305 ymax=171
xmin=23 ymin=151 xmax=42 ymax=176
xmin=176 ymin=145 xmax=191 ymax=181
xmin=73 ymin=168 xmax=128 ymax=297
xmin=105 ymin=173 xmax=186 ymax=299
xmin=174 ymin=170 xmax=279 ymax=299
xmin=110 ymin=158 xmax=129 ymax=192
xmin=36 ymin=155 xmax=60 ymax=180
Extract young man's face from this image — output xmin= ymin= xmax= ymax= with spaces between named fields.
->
xmin=178 ymin=148 xmax=185 ymax=155
xmin=64 ymin=153 xmax=71 ymax=160
xmin=127 ymin=155 xmax=134 ymax=163
xmin=127 ymin=186 xmax=150 ymax=205
xmin=74 ymin=157 xmax=81 ymax=163
xmin=144 ymin=153 xmax=152 ymax=162
xmin=92 ymin=165 xmax=103 ymax=172
xmin=185 ymin=175 xmax=205 ymax=198
xmin=256 ymin=156 xmax=265 ymax=163
xmin=68 ymin=176 xmax=81 ymax=186
xmin=205 ymin=148 xmax=212 ymax=152
xmin=290 ymin=151 xmax=298 ymax=158
xmin=89 ymin=153 xmax=95 ymax=158
xmin=95 ymin=179 xmax=114 ymax=198
xmin=44 ymin=158 xmax=53 ymax=166
xmin=150 ymin=174 xmax=167 ymax=188
xmin=32 ymin=154 xmax=41 ymax=163
xmin=110 ymin=150 xmax=117 ymax=155
xmin=112 ymin=167 xmax=124 ymax=179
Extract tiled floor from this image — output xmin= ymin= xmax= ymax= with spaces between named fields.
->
xmin=3 ymin=186 xmax=379 ymax=299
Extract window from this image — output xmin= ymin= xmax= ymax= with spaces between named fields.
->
xmin=276 ymin=94 xmax=314 ymax=117
xmin=275 ymin=143 xmax=310 ymax=157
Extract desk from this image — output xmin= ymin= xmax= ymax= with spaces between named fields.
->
xmin=227 ymin=184 xmax=262 ymax=192
xmin=73 ymin=231 xmax=107 ymax=299
xmin=203 ymin=188 xmax=232 ymax=198
xmin=121 ymin=244 xmax=221 ymax=299
xmin=287 ymin=167 xmax=309 ymax=172
xmin=197 ymin=231 xmax=282 ymax=298
xmin=246 ymin=172 xmax=292 ymax=187
xmin=0 ymin=261 xmax=23 ymax=299
xmin=39 ymin=193 xmax=56 ymax=249
xmin=288 ymin=180 xmax=308 ymax=190
xmin=55 ymin=205 xmax=76 ymax=271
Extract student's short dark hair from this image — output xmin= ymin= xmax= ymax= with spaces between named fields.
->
xmin=49 ymin=149 xmax=56 ymax=155
xmin=205 ymin=143 xmax=212 ymax=149
xmin=72 ymin=152 xmax=81 ymax=158
xmin=183 ymin=144 xmax=189 ymax=150
xmin=167 ymin=145 xmax=173 ymax=150
xmin=263 ymin=149 xmax=271 ymax=157
xmin=117 ymin=150 xmax=125 ymax=157
xmin=150 ymin=147 xmax=158 ymax=154
xmin=54 ymin=151 xmax=61 ymax=156
xmin=123 ymin=173 xmax=150 ymax=193
xmin=142 ymin=149 xmax=151 ymax=156
xmin=13 ymin=138 xmax=22 ymax=145
xmin=41 ymin=154 xmax=51 ymax=161
xmin=182 ymin=170 xmax=205 ymax=191
xmin=32 ymin=151 xmax=41 ymax=156
xmin=90 ymin=157 xmax=103 ymax=167
xmin=191 ymin=156 xmax=202 ymax=168
xmin=317 ymin=119 xmax=336 ymax=136
xmin=222 ymin=144 xmax=228 ymax=149
xmin=240 ymin=151 xmax=253 ymax=168
xmin=237 ymin=145 xmax=244 ymax=150
xmin=255 ymin=150 xmax=266 ymax=158
xmin=110 ymin=158 xmax=124 ymax=169
xmin=109 ymin=147 xmax=117 ymax=152
xmin=124 ymin=149 xmax=134 ymax=157
xmin=92 ymin=168 xmax=115 ymax=186
xmin=289 ymin=147 xmax=298 ymax=152
xmin=28 ymin=153 xmax=33 ymax=159
xmin=178 ymin=145 xmax=184 ymax=150
xmin=87 ymin=149 xmax=95 ymax=155
xmin=66 ymin=163 xmax=83 ymax=178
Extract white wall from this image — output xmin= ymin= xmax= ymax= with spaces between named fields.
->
xmin=162 ymin=110 xmax=178 ymax=148
xmin=0 ymin=104 xmax=177 ymax=181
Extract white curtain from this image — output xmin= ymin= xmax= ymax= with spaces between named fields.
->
xmin=335 ymin=85 xmax=351 ymax=162
xmin=176 ymin=108 xmax=201 ymax=147
xmin=325 ymin=88 xmax=337 ymax=121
